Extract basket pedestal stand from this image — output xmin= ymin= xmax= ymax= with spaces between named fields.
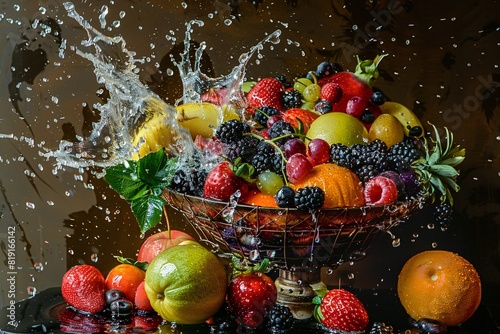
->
xmin=275 ymin=268 xmax=323 ymax=319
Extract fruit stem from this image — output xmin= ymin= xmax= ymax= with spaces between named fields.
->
xmin=354 ymin=54 xmax=388 ymax=88
xmin=163 ymin=206 xmax=171 ymax=239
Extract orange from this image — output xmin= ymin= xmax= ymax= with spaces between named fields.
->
xmin=241 ymin=189 xmax=278 ymax=208
xmin=397 ymin=250 xmax=481 ymax=327
xmin=105 ymin=263 xmax=146 ymax=302
xmin=291 ymin=163 xmax=365 ymax=208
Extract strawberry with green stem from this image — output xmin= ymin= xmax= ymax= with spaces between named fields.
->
xmin=226 ymin=257 xmax=277 ymax=329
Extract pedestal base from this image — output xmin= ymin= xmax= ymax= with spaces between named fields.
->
xmin=275 ymin=268 xmax=325 ymax=320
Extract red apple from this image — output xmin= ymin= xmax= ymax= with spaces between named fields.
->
xmin=137 ymin=230 xmax=195 ymax=263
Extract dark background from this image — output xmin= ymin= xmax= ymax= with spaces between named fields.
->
xmin=0 ymin=0 xmax=498 ymax=332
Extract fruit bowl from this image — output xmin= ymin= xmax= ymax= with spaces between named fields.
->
xmin=162 ymin=188 xmax=427 ymax=271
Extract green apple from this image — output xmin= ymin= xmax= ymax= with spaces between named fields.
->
xmin=306 ymin=112 xmax=368 ymax=147
xmin=144 ymin=243 xmax=227 ymax=324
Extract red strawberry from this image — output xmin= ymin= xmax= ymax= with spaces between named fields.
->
xmin=246 ymin=77 xmax=284 ymax=112
xmin=61 ymin=265 xmax=106 ymax=314
xmin=320 ymin=82 xmax=342 ymax=104
xmin=134 ymin=281 xmax=154 ymax=311
xmin=227 ymin=272 xmax=277 ymax=328
xmin=314 ymin=289 xmax=369 ymax=332
xmin=364 ymin=175 xmax=398 ymax=205
xmin=203 ymin=161 xmax=249 ymax=201
xmin=318 ymin=55 xmax=385 ymax=115
xmin=281 ymin=108 xmax=319 ymax=132
xmin=201 ymin=87 xmax=228 ymax=105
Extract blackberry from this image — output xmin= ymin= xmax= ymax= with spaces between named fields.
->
xmin=275 ymin=186 xmax=295 ymax=208
xmin=275 ymin=75 xmax=293 ymax=89
xmin=215 ymin=119 xmax=250 ymax=144
xmin=330 ymin=143 xmax=351 ymax=168
xmin=369 ymin=321 xmax=394 ymax=334
xmin=170 ymin=168 xmax=206 ymax=197
xmin=265 ymin=303 xmax=294 ymax=333
xmin=255 ymin=106 xmax=281 ymax=127
xmin=355 ymin=164 xmax=380 ymax=183
xmin=251 ymin=142 xmax=277 ymax=174
xmin=387 ymin=140 xmax=420 ymax=171
xmin=368 ymin=139 xmax=389 ymax=153
xmin=268 ymin=120 xmax=295 ymax=146
xmin=209 ymin=304 xmax=238 ymax=334
xmin=294 ymin=186 xmax=325 ymax=212
xmin=224 ymin=136 xmax=260 ymax=163
xmin=282 ymin=89 xmax=302 ymax=110
xmin=271 ymin=153 xmax=285 ymax=175
xmin=434 ymin=201 xmax=453 ymax=229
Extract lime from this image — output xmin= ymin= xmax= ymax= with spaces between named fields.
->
xmin=306 ymin=112 xmax=368 ymax=146
xmin=144 ymin=243 xmax=228 ymax=324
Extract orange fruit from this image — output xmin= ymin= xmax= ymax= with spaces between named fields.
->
xmin=291 ymin=163 xmax=365 ymax=208
xmin=241 ymin=189 xmax=278 ymax=208
xmin=282 ymin=108 xmax=319 ymax=132
xmin=105 ymin=264 xmax=146 ymax=302
xmin=397 ymin=250 xmax=481 ymax=327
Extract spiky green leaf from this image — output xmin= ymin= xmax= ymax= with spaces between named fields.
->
xmin=430 ymin=174 xmax=447 ymax=197
xmin=440 ymin=156 xmax=465 ymax=167
xmin=429 ymin=164 xmax=459 ymax=178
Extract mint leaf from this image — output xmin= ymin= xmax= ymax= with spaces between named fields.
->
xmin=104 ymin=160 xmax=148 ymax=200
xmin=104 ymin=149 xmax=179 ymax=234
xmin=131 ymin=194 xmax=166 ymax=234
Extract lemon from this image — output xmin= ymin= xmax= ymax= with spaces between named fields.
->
xmin=306 ymin=112 xmax=368 ymax=146
xmin=144 ymin=243 xmax=228 ymax=324
xmin=368 ymin=114 xmax=405 ymax=147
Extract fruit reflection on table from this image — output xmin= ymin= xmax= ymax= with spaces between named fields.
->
xmin=57 ymin=55 xmax=474 ymax=334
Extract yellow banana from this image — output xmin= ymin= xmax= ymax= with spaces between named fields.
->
xmin=380 ymin=101 xmax=424 ymax=138
xmin=131 ymin=99 xmax=239 ymax=160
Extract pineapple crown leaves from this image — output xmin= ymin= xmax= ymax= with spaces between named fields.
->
xmin=103 ymin=149 xmax=178 ymax=233
xmin=412 ymin=124 xmax=465 ymax=205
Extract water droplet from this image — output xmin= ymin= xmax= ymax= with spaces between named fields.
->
xmin=34 ymin=262 xmax=44 ymax=272
xmin=427 ymin=223 xmax=435 ymax=229
xmin=91 ymin=253 xmax=99 ymax=262
xmin=112 ymin=20 xmax=120 ymax=28
xmin=39 ymin=7 xmax=47 ymax=14
xmin=119 ymin=11 xmax=126 ymax=19
xmin=46 ymin=200 xmax=54 ymax=206
xmin=26 ymin=202 xmax=35 ymax=209
xmin=431 ymin=242 xmax=438 ymax=248
xmin=348 ymin=273 xmax=355 ymax=280
xmin=392 ymin=238 xmax=401 ymax=247
xmin=224 ymin=19 xmax=232 ymax=26
xmin=27 ymin=286 xmax=37 ymax=296
xmin=13 ymin=4 xmax=21 ymax=11
xmin=68 ymin=249 xmax=74 ymax=255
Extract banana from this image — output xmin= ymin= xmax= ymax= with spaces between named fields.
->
xmin=380 ymin=101 xmax=424 ymax=138
xmin=131 ymin=99 xmax=239 ymax=160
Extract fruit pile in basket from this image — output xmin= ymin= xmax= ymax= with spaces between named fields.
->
xmin=104 ymin=56 xmax=464 ymax=235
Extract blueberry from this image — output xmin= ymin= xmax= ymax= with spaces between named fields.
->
xmin=371 ymin=91 xmax=385 ymax=105
xmin=316 ymin=61 xmax=334 ymax=78
xmin=314 ymin=100 xmax=332 ymax=114
xmin=110 ymin=299 xmax=133 ymax=318
xmin=360 ymin=109 xmax=375 ymax=124
xmin=275 ymin=186 xmax=295 ymax=208
xmin=105 ymin=289 xmax=125 ymax=305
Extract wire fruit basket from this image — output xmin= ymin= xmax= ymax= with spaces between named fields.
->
xmin=163 ymin=188 xmax=427 ymax=318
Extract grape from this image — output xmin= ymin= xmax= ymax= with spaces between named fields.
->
xmin=346 ymin=96 xmax=366 ymax=117
xmin=302 ymin=84 xmax=321 ymax=102
xmin=301 ymin=101 xmax=315 ymax=110
xmin=293 ymin=78 xmax=312 ymax=93
xmin=257 ymin=171 xmax=285 ymax=196
xmin=286 ymin=153 xmax=313 ymax=183
xmin=283 ymin=138 xmax=307 ymax=158
xmin=307 ymin=138 xmax=331 ymax=165
xmin=316 ymin=61 xmax=334 ymax=78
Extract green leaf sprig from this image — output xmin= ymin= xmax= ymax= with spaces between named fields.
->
xmin=104 ymin=149 xmax=178 ymax=233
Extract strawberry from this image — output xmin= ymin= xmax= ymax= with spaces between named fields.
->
xmin=227 ymin=271 xmax=277 ymax=328
xmin=317 ymin=56 xmax=385 ymax=121
xmin=203 ymin=161 xmax=249 ymax=201
xmin=246 ymin=77 xmax=284 ymax=112
xmin=201 ymin=87 xmax=228 ymax=105
xmin=61 ymin=264 xmax=106 ymax=314
xmin=313 ymin=288 xmax=369 ymax=332
xmin=364 ymin=175 xmax=399 ymax=205
xmin=281 ymin=108 xmax=319 ymax=133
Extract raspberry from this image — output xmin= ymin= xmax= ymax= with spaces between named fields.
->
xmin=320 ymin=82 xmax=342 ymax=104
xmin=364 ymin=176 xmax=398 ymax=205
xmin=294 ymin=186 xmax=325 ymax=212
xmin=215 ymin=120 xmax=250 ymax=144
